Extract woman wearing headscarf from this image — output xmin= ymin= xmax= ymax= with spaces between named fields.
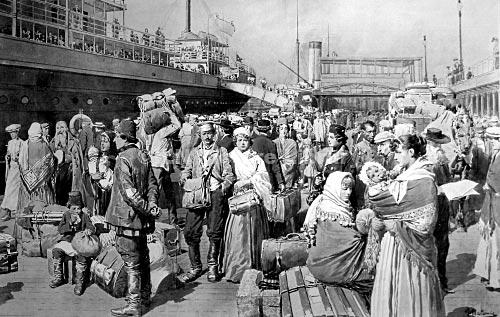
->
xmin=89 ymin=131 xmax=117 ymax=216
xmin=223 ymin=127 xmax=271 ymax=282
xmin=1 ymin=124 xmax=23 ymax=221
xmin=369 ymin=134 xmax=445 ymax=317
xmin=17 ymin=122 xmax=56 ymax=210
xmin=303 ymin=171 xmax=374 ymax=294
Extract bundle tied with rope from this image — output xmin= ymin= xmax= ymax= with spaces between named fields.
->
xmin=137 ymin=89 xmax=185 ymax=135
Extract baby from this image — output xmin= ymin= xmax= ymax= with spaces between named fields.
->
xmin=359 ymin=161 xmax=390 ymax=197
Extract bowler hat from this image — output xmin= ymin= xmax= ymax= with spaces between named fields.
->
xmin=256 ymin=119 xmax=271 ymax=131
xmin=67 ymin=191 xmax=84 ymax=208
xmin=423 ymin=128 xmax=451 ymax=144
xmin=116 ymin=119 xmax=137 ymax=142
xmin=218 ymin=119 xmax=233 ymax=129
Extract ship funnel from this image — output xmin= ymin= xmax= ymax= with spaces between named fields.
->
xmin=308 ymin=41 xmax=322 ymax=89
xmin=185 ymin=0 xmax=191 ymax=33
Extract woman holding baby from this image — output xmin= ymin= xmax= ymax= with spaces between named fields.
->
xmin=369 ymin=134 xmax=445 ymax=316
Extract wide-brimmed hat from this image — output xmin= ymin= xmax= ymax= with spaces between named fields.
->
xmin=423 ymin=128 xmax=451 ymax=144
xmin=256 ymin=119 xmax=271 ymax=131
xmin=116 ymin=119 xmax=137 ymax=142
xmin=67 ymin=191 xmax=84 ymax=208
xmin=5 ymin=124 xmax=21 ymax=133
xmin=486 ymin=127 xmax=500 ymax=139
xmin=374 ymin=131 xmax=398 ymax=144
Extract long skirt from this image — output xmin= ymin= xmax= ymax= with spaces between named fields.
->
xmin=473 ymin=219 xmax=500 ymax=288
xmin=371 ymin=232 xmax=445 ymax=317
xmin=1 ymin=162 xmax=21 ymax=211
xmin=222 ymin=206 xmax=269 ymax=283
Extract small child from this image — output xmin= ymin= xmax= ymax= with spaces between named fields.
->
xmin=88 ymin=146 xmax=113 ymax=190
xmin=359 ymin=162 xmax=390 ymax=197
xmin=49 ymin=191 xmax=95 ymax=296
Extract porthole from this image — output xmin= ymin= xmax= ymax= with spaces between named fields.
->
xmin=152 ymin=72 xmax=156 ymax=77
xmin=21 ymin=96 xmax=29 ymax=104
xmin=0 ymin=95 xmax=7 ymax=104
xmin=51 ymin=97 xmax=60 ymax=105
xmin=103 ymin=98 xmax=109 ymax=105
xmin=87 ymin=98 xmax=93 ymax=105
xmin=71 ymin=97 xmax=79 ymax=104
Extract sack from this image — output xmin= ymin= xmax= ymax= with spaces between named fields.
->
xmin=0 ymin=233 xmax=18 ymax=274
xmin=143 ymin=107 xmax=172 ymax=135
xmin=71 ymin=232 xmax=102 ymax=257
xmin=268 ymin=188 xmax=301 ymax=222
xmin=228 ymin=189 xmax=260 ymax=215
xmin=182 ymin=178 xmax=210 ymax=209
xmin=39 ymin=224 xmax=63 ymax=258
xmin=261 ymin=233 xmax=308 ymax=278
xmin=91 ymin=245 xmax=127 ymax=298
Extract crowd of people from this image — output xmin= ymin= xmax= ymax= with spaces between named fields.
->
xmin=2 ymin=95 xmax=500 ymax=316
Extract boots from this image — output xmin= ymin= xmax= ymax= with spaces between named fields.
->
xmin=178 ymin=244 xmax=202 ymax=283
xmin=49 ymin=257 xmax=65 ymax=288
xmin=0 ymin=209 xmax=11 ymax=221
xmin=207 ymin=241 xmax=221 ymax=282
xmin=111 ymin=263 xmax=142 ymax=317
xmin=73 ymin=260 xmax=87 ymax=296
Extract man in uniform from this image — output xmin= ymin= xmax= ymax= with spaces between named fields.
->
xmin=180 ymin=122 xmax=235 ymax=283
xmin=106 ymin=120 xmax=160 ymax=316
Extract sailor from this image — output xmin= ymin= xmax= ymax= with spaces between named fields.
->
xmin=106 ymin=120 xmax=160 ymax=316
xmin=1 ymin=124 xmax=23 ymax=221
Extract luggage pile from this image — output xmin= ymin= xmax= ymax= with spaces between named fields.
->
xmin=136 ymin=88 xmax=185 ymax=135
xmin=0 ymin=233 xmax=18 ymax=274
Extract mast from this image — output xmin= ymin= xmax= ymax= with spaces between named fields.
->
xmin=296 ymin=0 xmax=300 ymax=84
xmin=185 ymin=0 xmax=191 ymax=33
xmin=327 ymin=24 xmax=330 ymax=57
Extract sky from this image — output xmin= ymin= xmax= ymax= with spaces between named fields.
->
xmin=124 ymin=0 xmax=500 ymax=84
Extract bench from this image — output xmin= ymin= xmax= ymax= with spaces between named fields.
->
xmin=279 ymin=266 xmax=370 ymax=317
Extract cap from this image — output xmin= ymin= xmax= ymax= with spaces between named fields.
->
xmin=116 ymin=119 xmax=137 ymax=142
xmin=67 ymin=191 xmax=84 ymax=208
xmin=374 ymin=131 xmax=398 ymax=144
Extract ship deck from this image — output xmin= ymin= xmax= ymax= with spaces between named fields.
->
xmin=1 ymin=189 xmax=500 ymax=316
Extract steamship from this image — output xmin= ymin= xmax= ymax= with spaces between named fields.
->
xmin=0 ymin=0 xmax=255 ymax=150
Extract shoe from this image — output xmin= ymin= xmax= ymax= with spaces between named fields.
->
xmin=110 ymin=305 xmax=141 ymax=317
xmin=0 ymin=209 xmax=11 ymax=221
xmin=178 ymin=268 xmax=202 ymax=283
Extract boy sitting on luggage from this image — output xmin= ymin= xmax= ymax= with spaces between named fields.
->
xmin=49 ymin=191 xmax=95 ymax=296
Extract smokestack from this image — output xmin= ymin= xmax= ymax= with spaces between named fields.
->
xmin=308 ymin=41 xmax=322 ymax=89
xmin=185 ymin=0 xmax=191 ymax=33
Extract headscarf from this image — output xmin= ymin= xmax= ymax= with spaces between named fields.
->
xmin=100 ymin=130 xmax=117 ymax=155
xmin=304 ymin=171 xmax=353 ymax=226
xmin=28 ymin=122 xmax=42 ymax=142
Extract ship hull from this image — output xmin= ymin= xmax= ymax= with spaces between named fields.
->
xmin=0 ymin=34 xmax=248 ymax=148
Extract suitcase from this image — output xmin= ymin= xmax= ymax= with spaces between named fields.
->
xmin=228 ymin=189 xmax=260 ymax=215
xmin=261 ymin=233 xmax=308 ymax=278
xmin=0 ymin=233 xmax=18 ymax=274
xmin=154 ymin=222 xmax=181 ymax=256
xmin=279 ymin=266 xmax=370 ymax=317
xmin=268 ymin=188 xmax=301 ymax=222
xmin=91 ymin=245 xmax=127 ymax=298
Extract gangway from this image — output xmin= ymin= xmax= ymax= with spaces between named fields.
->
xmin=222 ymin=82 xmax=289 ymax=108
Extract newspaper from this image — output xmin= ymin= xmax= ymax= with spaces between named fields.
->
xmin=439 ymin=180 xmax=479 ymax=201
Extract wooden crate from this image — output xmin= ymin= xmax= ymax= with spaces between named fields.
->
xmin=279 ymin=266 xmax=369 ymax=317
xmin=237 ymin=269 xmax=281 ymax=317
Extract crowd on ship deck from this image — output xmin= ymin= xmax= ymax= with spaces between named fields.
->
xmin=3 ymin=91 xmax=500 ymax=316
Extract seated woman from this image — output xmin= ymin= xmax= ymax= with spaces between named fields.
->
xmin=369 ymin=134 xmax=445 ymax=317
xmin=223 ymin=127 xmax=271 ymax=283
xmin=303 ymin=171 xmax=374 ymax=294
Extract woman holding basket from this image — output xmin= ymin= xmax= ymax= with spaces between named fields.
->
xmin=223 ymin=127 xmax=271 ymax=283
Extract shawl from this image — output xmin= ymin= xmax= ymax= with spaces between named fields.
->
xmin=229 ymin=147 xmax=272 ymax=208
xmin=18 ymin=139 xmax=55 ymax=193
xmin=387 ymin=157 xmax=435 ymax=204
xmin=304 ymin=171 xmax=354 ymax=227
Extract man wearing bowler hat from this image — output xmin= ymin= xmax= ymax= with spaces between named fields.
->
xmin=106 ymin=119 xmax=161 ymax=316
xmin=423 ymin=127 xmax=453 ymax=293
xmin=180 ymin=122 xmax=235 ymax=283
xmin=216 ymin=119 xmax=235 ymax=152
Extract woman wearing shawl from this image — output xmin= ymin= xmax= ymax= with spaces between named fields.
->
xmin=223 ymin=127 xmax=271 ymax=282
xmin=89 ymin=131 xmax=116 ymax=216
xmin=303 ymin=171 xmax=373 ymax=293
xmin=370 ymin=134 xmax=445 ymax=317
xmin=473 ymin=127 xmax=500 ymax=289
xmin=274 ymin=119 xmax=298 ymax=188
xmin=17 ymin=122 xmax=56 ymax=210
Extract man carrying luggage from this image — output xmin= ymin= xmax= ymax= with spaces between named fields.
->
xmin=105 ymin=120 xmax=161 ymax=317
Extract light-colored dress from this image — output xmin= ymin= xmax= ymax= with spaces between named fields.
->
xmin=178 ymin=122 xmax=194 ymax=167
xmin=369 ymin=159 xmax=445 ymax=317
xmin=1 ymin=138 xmax=23 ymax=211
xmin=274 ymin=138 xmax=298 ymax=188
xmin=223 ymin=148 xmax=271 ymax=282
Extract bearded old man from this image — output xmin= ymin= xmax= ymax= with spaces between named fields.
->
xmin=50 ymin=121 xmax=85 ymax=205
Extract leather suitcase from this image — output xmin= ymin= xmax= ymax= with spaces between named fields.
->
xmin=91 ymin=245 xmax=127 ymax=298
xmin=261 ymin=233 xmax=308 ymax=278
xmin=280 ymin=266 xmax=370 ymax=317
xmin=268 ymin=188 xmax=301 ymax=222
xmin=0 ymin=233 xmax=18 ymax=274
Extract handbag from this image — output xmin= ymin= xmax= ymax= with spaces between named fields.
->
xmin=228 ymin=188 xmax=260 ymax=215
xmin=182 ymin=178 xmax=211 ymax=209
